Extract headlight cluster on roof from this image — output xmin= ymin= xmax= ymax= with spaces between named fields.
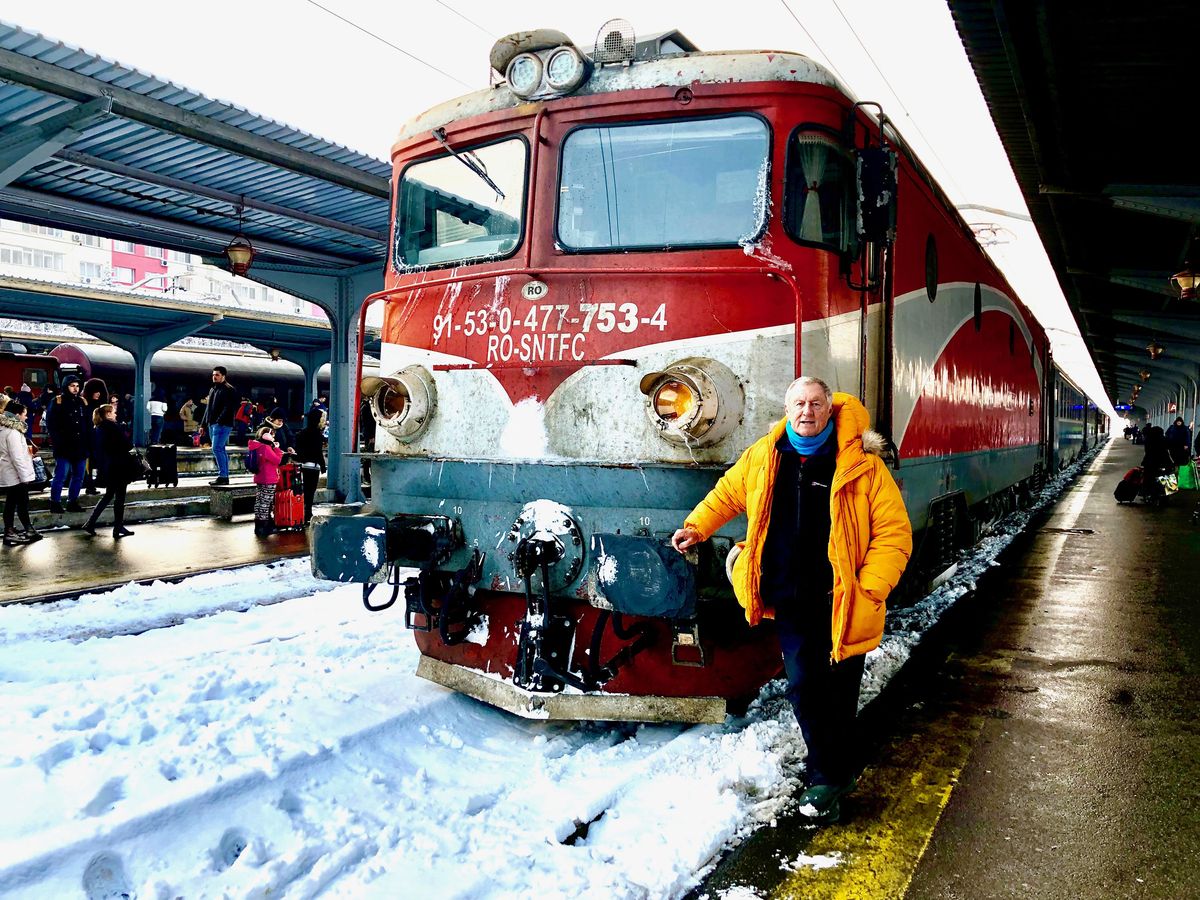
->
xmin=490 ymin=29 xmax=592 ymax=101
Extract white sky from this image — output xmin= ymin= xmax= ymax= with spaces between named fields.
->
xmin=1 ymin=0 xmax=1113 ymax=413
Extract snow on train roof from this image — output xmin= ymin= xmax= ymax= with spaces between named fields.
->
xmin=395 ymin=50 xmax=849 ymax=144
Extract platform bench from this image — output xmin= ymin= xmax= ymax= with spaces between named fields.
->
xmin=209 ymin=484 xmax=258 ymax=520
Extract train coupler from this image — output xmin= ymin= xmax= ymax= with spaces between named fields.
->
xmin=402 ymin=549 xmax=485 ymax=646
xmin=512 ymin=534 xmax=578 ymax=693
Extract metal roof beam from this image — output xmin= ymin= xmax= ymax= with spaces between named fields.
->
xmin=1113 ymin=313 xmax=1200 ymax=342
xmin=1065 ymin=267 xmax=1177 ymax=298
xmin=0 ymin=185 xmax=357 ymax=268
xmin=53 ymin=149 xmax=389 ymax=243
xmin=0 ymin=97 xmax=112 ymax=188
xmin=1041 ymin=184 xmax=1200 ymax=224
xmin=0 ymin=47 xmax=390 ymax=199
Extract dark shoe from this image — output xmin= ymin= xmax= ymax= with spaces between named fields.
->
xmin=210 ymin=477 xmax=230 ymax=486
xmin=797 ymin=779 xmax=858 ymax=824
xmin=23 ymin=529 xmax=43 ymax=543
xmin=82 ymin=520 xmax=98 ymax=536
xmin=85 ymin=488 xmax=99 ymax=495
xmin=3 ymin=530 xmax=30 ymax=546
xmin=66 ymin=500 xmax=84 ymax=513
xmin=49 ymin=501 xmax=65 ymax=514
xmin=113 ymin=527 xmax=134 ymax=539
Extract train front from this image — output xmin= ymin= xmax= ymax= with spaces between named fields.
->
xmin=310 ymin=27 xmax=873 ymax=723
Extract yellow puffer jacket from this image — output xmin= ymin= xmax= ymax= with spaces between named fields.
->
xmin=684 ymin=393 xmax=912 ymax=661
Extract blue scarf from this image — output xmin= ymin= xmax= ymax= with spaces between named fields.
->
xmin=785 ymin=419 xmax=834 ymax=455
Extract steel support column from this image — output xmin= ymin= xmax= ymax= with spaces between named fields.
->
xmin=277 ymin=348 xmax=331 ymax=414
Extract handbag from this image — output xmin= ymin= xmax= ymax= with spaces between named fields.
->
xmin=29 ymin=455 xmax=49 ymax=492
xmin=125 ymin=449 xmax=152 ymax=483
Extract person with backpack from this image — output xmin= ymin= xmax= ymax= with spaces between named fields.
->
xmin=247 ymin=425 xmax=285 ymax=537
xmin=234 ymin=397 xmax=254 ymax=446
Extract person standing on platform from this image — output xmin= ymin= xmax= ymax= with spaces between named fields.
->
xmin=671 ymin=377 xmax=912 ymax=823
xmin=294 ymin=408 xmax=326 ymax=523
xmin=200 ymin=366 xmax=239 ymax=486
xmin=0 ymin=401 xmax=41 ymax=545
xmin=234 ymin=397 xmax=254 ymax=446
xmin=46 ymin=375 xmax=90 ymax=513
xmin=82 ymin=403 xmax=134 ymax=539
xmin=266 ymin=408 xmax=297 ymax=457
xmin=179 ymin=398 xmax=199 ymax=440
xmin=80 ymin=377 xmax=108 ymax=495
xmin=1164 ymin=417 xmax=1192 ymax=466
xmin=247 ymin=425 xmax=285 ymax=537
xmin=147 ymin=392 xmax=167 ymax=445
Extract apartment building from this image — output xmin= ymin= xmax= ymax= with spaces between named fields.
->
xmin=0 ymin=219 xmax=324 ymax=319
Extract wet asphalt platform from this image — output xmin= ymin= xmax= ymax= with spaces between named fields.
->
xmin=0 ymin=475 xmax=309 ymax=604
xmin=702 ymin=438 xmax=1200 ymax=898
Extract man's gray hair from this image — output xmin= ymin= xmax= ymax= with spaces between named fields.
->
xmin=785 ymin=376 xmax=833 ymax=404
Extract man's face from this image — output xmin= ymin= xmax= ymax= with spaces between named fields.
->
xmin=785 ymin=383 xmax=833 ymax=437
xmin=268 ymin=418 xmax=283 ymax=430
xmin=212 ymin=371 xmax=224 ymax=383
xmin=66 ymin=382 xmax=79 ymax=395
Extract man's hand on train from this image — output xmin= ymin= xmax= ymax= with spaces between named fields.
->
xmin=670 ymin=526 xmax=702 ymax=554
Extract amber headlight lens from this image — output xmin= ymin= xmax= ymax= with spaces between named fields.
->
xmin=653 ymin=380 xmax=696 ymax=421
xmin=641 ymin=358 xmax=746 ymax=447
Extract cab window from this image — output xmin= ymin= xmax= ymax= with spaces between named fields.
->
xmin=784 ymin=132 xmax=856 ymax=255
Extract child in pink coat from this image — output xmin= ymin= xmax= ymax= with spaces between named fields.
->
xmin=248 ymin=425 xmax=285 ymax=536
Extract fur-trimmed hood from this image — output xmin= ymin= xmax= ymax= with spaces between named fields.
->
xmin=861 ymin=429 xmax=886 ymax=456
xmin=0 ymin=412 xmax=27 ymax=434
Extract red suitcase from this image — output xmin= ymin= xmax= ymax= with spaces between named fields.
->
xmin=274 ymin=463 xmax=306 ymax=530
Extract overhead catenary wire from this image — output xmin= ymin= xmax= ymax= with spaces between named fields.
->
xmin=826 ymin=0 xmax=967 ymax=199
xmin=300 ymin=0 xmax=473 ymax=88
xmin=433 ymin=0 xmax=496 ymax=38
xmin=775 ymin=0 xmax=853 ymax=89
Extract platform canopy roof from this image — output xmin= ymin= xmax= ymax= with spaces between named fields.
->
xmin=0 ymin=274 xmax=380 ymax=360
xmin=0 ymin=20 xmax=391 ymax=277
xmin=948 ymin=2 xmax=1200 ymax=413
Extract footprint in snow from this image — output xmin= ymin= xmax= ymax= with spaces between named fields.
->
xmin=212 ymin=827 xmax=249 ymax=871
xmin=83 ymin=777 xmax=126 ymax=817
xmin=82 ymin=851 xmax=133 ymax=900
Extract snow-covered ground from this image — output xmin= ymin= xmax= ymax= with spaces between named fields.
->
xmin=0 ymin=444 xmax=1105 ymax=899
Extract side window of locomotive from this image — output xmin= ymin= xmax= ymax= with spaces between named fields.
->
xmin=395 ymin=137 xmax=527 ymax=269
xmin=783 ymin=133 xmax=856 ymax=255
xmin=557 ymin=115 xmax=770 ymax=250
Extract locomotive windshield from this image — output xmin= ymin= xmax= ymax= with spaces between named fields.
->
xmin=557 ymin=115 xmax=770 ymax=250
xmin=395 ymin=137 xmax=526 ymax=268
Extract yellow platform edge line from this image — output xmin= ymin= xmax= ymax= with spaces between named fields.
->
xmin=772 ymin=655 xmax=1007 ymax=899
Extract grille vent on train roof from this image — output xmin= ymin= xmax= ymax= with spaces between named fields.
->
xmin=592 ymin=19 xmax=636 ymax=64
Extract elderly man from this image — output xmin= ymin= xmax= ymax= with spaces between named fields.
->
xmin=672 ymin=376 xmax=912 ymax=822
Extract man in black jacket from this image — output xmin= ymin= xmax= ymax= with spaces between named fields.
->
xmin=200 ymin=366 xmax=239 ymax=485
xmin=46 ymin=375 xmax=90 ymax=513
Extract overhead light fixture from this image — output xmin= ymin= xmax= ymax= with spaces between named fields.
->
xmin=1139 ymin=370 xmax=1151 ymax=382
xmin=225 ymin=195 xmax=255 ymax=276
xmin=1147 ymin=341 xmax=1164 ymax=359
xmin=1171 ymin=259 xmax=1198 ymax=301
xmin=268 ymin=347 xmax=282 ymax=361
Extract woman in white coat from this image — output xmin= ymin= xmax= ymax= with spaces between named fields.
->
xmin=0 ymin=400 xmax=41 ymax=545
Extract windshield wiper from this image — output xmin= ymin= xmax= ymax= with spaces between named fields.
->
xmin=432 ymin=128 xmax=506 ymax=202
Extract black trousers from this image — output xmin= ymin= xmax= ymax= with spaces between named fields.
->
xmin=301 ymin=467 xmax=320 ymax=522
xmin=775 ymin=604 xmax=867 ymax=787
xmin=88 ymin=481 xmax=127 ymax=529
xmin=3 ymin=483 xmax=32 ymax=531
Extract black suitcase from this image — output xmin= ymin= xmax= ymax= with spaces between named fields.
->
xmin=1114 ymin=473 xmax=1141 ymax=503
xmin=146 ymin=443 xmax=178 ymax=488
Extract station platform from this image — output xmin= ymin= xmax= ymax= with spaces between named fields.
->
xmin=0 ymin=507 xmax=309 ymax=605
xmin=702 ymin=438 xmax=1200 ymax=898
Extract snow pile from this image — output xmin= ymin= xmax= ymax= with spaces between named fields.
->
xmin=0 ymin=444 xmax=1104 ymax=898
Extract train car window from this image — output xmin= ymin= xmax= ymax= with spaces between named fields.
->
xmin=395 ymin=137 xmax=527 ymax=269
xmin=925 ymin=235 xmax=938 ymax=301
xmin=557 ymin=115 xmax=770 ymax=251
xmin=22 ymin=367 xmax=48 ymax=389
xmin=973 ymin=282 xmax=982 ymax=331
xmin=782 ymin=132 xmax=855 ymax=254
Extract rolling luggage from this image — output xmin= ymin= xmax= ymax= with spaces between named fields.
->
xmin=146 ymin=443 xmax=178 ymax=488
xmin=1114 ymin=468 xmax=1142 ymax=503
xmin=273 ymin=463 xmax=305 ymax=530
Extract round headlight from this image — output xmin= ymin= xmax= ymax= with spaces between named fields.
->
xmin=652 ymin=379 xmax=697 ymax=422
xmin=506 ymin=53 xmax=543 ymax=98
xmin=363 ymin=365 xmax=437 ymax=443
xmin=545 ymin=46 xmax=587 ymax=92
xmin=641 ymin=358 xmax=745 ymax=447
